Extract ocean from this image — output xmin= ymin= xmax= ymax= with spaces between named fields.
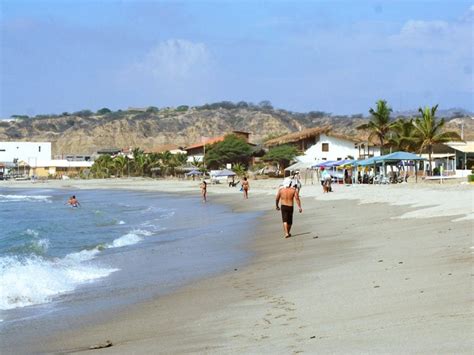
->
xmin=0 ymin=187 xmax=258 ymax=335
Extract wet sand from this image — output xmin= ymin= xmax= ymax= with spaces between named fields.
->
xmin=2 ymin=178 xmax=473 ymax=354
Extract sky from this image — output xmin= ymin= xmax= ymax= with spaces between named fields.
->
xmin=0 ymin=0 xmax=473 ymax=117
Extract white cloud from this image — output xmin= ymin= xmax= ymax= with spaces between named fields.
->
xmin=117 ymin=39 xmax=216 ymax=106
xmin=125 ymin=39 xmax=212 ymax=85
xmin=131 ymin=39 xmax=212 ymax=81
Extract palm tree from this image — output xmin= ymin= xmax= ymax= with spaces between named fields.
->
xmin=113 ymin=155 xmax=128 ymax=177
xmin=232 ymin=163 xmax=246 ymax=177
xmin=91 ymin=155 xmax=113 ymax=178
xmin=412 ymin=105 xmax=462 ymax=175
xmin=159 ymin=151 xmax=173 ymax=176
xmin=171 ymin=153 xmax=188 ymax=167
xmin=388 ymin=118 xmax=417 ymax=152
xmin=192 ymin=157 xmax=207 ymax=174
xmin=147 ymin=153 xmax=162 ymax=176
xmin=357 ymin=100 xmax=394 ymax=150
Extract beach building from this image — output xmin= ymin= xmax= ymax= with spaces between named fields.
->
xmin=185 ymin=131 xmax=252 ymax=162
xmin=26 ymin=159 xmax=93 ymax=178
xmin=0 ymin=141 xmax=52 ymax=166
xmin=421 ymin=141 xmax=474 ymax=177
xmin=265 ymin=127 xmax=381 ymax=165
xmin=147 ymin=144 xmax=187 ymax=155
xmin=0 ymin=141 xmax=95 ymax=178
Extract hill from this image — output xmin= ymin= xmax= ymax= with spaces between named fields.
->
xmin=0 ymin=103 xmax=471 ymax=155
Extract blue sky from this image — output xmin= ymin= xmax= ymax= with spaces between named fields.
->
xmin=1 ymin=0 xmax=472 ymax=117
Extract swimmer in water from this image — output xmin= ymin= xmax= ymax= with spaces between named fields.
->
xmin=67 ymin=195 xmax=80 ymax=207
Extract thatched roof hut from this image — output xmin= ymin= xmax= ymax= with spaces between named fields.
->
xmin=265 ymin=127 xmax=330 ymax=147
xmin=265 ymin=126 xmax=362 ymax=148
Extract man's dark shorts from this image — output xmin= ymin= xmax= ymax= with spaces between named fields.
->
xmin=281 ymin=205 xmax=294 ymax=225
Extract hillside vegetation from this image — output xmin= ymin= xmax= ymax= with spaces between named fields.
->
xmin=0 ymin=102 xmax=471 ymax=155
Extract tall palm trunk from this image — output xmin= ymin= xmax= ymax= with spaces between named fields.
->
xmin=428 ymin=148 xmax=433 ymax=176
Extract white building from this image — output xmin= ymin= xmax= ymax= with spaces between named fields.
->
xmin=265 ymin=127 xmax=381 ymax=165
xmin=0 ymin=141 xmax=52 ymax=164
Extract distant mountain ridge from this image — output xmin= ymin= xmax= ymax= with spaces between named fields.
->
xmin=0 ymin=103 xmax=471 ymax=155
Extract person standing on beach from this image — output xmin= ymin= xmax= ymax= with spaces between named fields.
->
xmin=275 ymin=178 xmax=302 ymax=238
xmin=291 ymin=171 xmax=302 ymax=194
xmin=200 ymin=180 xmax=207 ymax=202
xmin=242 ymin=177 xmax=249 ymax=199
xmin=321 ymin=168 xmax=331 ymax=193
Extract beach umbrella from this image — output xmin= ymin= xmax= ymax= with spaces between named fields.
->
xmin=213 ymin=169 xmax=236 ymax=177
xmin=185 ymin=169 xmax=203 ymax=176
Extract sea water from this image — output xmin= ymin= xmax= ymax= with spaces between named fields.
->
xmin=0 ymin=187 xmax=258 ymax=334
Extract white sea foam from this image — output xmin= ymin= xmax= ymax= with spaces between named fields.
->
xmin=0 ymin=194 xmax=51 ymax=203
xmin=0 ymin=228 xmax=155 ymax=310
xmin=25 ymin=229 xmax=39 ymax=238
xmin=0 ymin=254 xmax=117 ymax=310
xmin=118 ymin=220 xmax=126 ymax=225
xmin=107 ymin=229 xmax=152 ymax=249
xmin=27 ymin=238 xmax=50 ymax=254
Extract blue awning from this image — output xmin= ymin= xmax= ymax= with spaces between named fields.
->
xmin=375 ymin=151 xmax=426 ymax=162
xmin=354 ymin=157 xmax=379 ymax=166
xmin=312 ymin=160 xmax=337 ymax=168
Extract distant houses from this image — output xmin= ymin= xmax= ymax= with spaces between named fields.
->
xmin=146 ymin=144 xmax=187 ymax=155
xmin=0 ymin=141 xmax=93 ymax=179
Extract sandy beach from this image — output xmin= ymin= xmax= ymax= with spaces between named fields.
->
xmin=2 ymin=178 xmax=473 ymax=354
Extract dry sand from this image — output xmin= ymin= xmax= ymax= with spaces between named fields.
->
xmin=2 ymin=178 xmax=473 ymax=354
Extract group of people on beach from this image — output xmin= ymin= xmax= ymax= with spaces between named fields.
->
xmin=200 ymin=171 xmax=302 ymax=239
xmin=200 ymin=176 xmax=250 ymax=202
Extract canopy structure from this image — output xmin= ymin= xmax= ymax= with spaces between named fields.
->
xmin=325 ymin=159 xmax=355 ymax=168
xmin=375 ymin=151 xmax=426 ymax=163
xmin=185 ymin=169 xmax=203 ymax=176
xmin=354 ymin=157 xmax=379 ymax=167
xmin=312 ymin=160 xmax=337 ymax=168
xmin=212 ymin=169 xmax=236 ymax=177
xmin=285 ymin=161 xmax=313 ymax=172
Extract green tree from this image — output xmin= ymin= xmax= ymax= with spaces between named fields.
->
xmin=232 ymin=163 xmax=246 ymax=177
xmin=97 ymin=108 xmax=112 ymax=115
xmin=91 ymin=155 xmax=114 ymax=178
xmin=205 ymin=134 xmax=253 ymax=169
xmin=388 ymin=118 xmax=417 ymax=152
xmin=413 ymin=105 xmax=462 ymax=175
xmin=357 ymin=99 xmax=394 ymax=150
xmin=171 ymin=153 xmax=188 ymax=167
xmin=146 ymin=106 xmax=159 ymax=113
xmin=113 ymin=155 xmax=129 ymax=177
xmin=262 ymin=145 xmax=300 ymax=173
xmin=73 ymin=110 xmax=93 ymax=117
xmin=176 ymin=105 xmax=189 ymax=112
xmin=192 ymin=157 xmax=207 ymax=173
xmin=130 ymin=148 xmax=147 ymax=176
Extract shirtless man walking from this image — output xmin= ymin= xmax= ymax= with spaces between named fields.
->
xmin=275 ymin=178 xmax=302 ymax=238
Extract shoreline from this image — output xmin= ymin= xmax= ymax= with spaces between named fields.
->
xmin=2 ymin=179 xmax=473 ymax=354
